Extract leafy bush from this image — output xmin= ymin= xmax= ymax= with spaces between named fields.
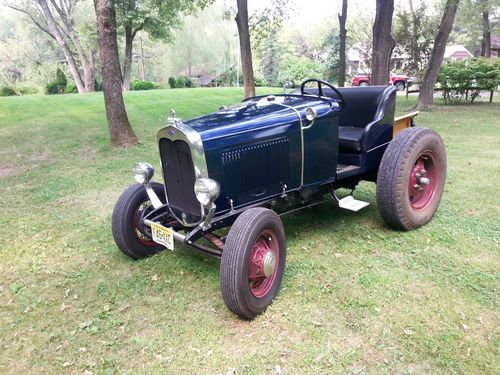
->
xmin=18 ymin=85 xmax=39 ymax=95
xmin=279 ymin=56 xmax=324 ymax=87
xmin=437 ymin=58 xmax=500 ymax=104
xmin=130 ymin=80 xmax=158 ymax=90
xmin=65 ymin=84 xmax=78 ymax=94
xmin=168 ymin=76 xmax=193 ymax=88
xmin=254 ymin=77 xmax=266 ymax=87
xmin=45 ymin=67 xmax=68 ymax=94
xmin=168 ymin=76 xmax=177 ymax=88
xmin=94 ymin=80 xmax=103 ymax=91
xmin=0 ymin=86 xmax=16 ymax=96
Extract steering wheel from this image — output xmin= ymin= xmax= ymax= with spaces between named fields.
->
xmin=300 ymin=78 xmax=345 ymax=109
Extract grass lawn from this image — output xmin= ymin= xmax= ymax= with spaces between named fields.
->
xmin=0 ymin=88 xmax=499 ymax=374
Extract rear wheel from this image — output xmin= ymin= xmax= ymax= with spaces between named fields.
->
xmin=394 ymin=81 xmax=405 ymax=91
xmin=376 ymin=127 xmax=446 ymax=230
xmin=112 ymin=182 xmax=166 ymax=259
xmin=359 ymin=81 xmax=368 ymax=87
xmin=220 ymin=208 xmax=286 ymax=319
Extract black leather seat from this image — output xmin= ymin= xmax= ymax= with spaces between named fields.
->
xmin=299 ymin=85 xmax=397 ymax=153
xmin=337 ymin=126 xmax=364 ymax=153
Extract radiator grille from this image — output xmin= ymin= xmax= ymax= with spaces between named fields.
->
xmin=159 ymin=138 xmax=200 ymax=217
xmin=221 ymin=138 xmax=289 ymax=196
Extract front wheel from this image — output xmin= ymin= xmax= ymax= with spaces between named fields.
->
xmin=220 ymin=208 xmax=286 ymax=319
xmin=376 ymin=127 xmax=447 ymax=230
xmin=112 ymin=182 xmax=166 ymax=259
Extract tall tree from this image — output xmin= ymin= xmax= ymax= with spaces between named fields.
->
xmin=235 ymin=0 xmax=255 ymax=98
xmin=115 ymin=0 xmax=212 ymax=91
xmin=371 ymin=0 xmax=395 ymax=85
xmin=3 ymin=0 xmax=97 ymax=93
xmin=417 ymin=0 xmax=460 ymax=110
xmin=338 ymin=0 xmax=347 ymax=87
xmin=481 ymin=8 xmax=491 ymax=57
xmin=94 ymin=0 xmax=137 ymax=147
xmin=393 ymin=0 xmax=439 ymax=76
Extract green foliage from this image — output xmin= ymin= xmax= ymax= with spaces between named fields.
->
xmin=45 ymin=67 xmax=68 ymax=95
xmin=250 ymin=0 xmax=291 ymax=51
xmin=94 ymin=79 xmax=103 ymax=92
xmin=18 ymin=85 xmax=39 ymax=95
xmin=321 ymin=29 xmax=340 ymax=83
xmin=438 ymin=58 xmax=500 ymax=103
xmin=65 ymin=84 xmax=78 ymax=94
xmin=168 ymin=76 xmax=177 ymax=88
xmin=393 ymin=1 xmax=440 ymax=76
xmin=0 ymin=86 xmax=16 ymax=96
xmin=130 ymin=80 xmax=158 ymax=90
xmin=259 ymin=33 xmax=285 ymax=86
xmin=213 ymin=68 xmax=242 ymax=87
xmin=280 ymin=55 xmax=324 ymax=86
xmin=115 ymin=0 xmax=214 ymax=42
xmin=168 ymin=76 xmax=193 ymax=88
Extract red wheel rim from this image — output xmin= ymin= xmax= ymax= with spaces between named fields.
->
xmin=408 ymin=151 xmax=438 ymax=210
xmin=248 ymin=230 xmax=279 ymax=298
xmin=133 ymin=201 xmax=156 ymax=246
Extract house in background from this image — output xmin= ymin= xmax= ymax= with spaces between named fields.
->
xmin=491 ymin=35 xmax=500 ymax=58
xmin=347 ymin=44 xmax=474 ymax=74
xmin=443 ymin=45 xmax=473 ymax=61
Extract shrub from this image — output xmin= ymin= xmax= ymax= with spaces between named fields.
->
xmin=0 ymin=86 xmax=16 ymax=96
xmin=94 ymin=79 xmax=103 ymax=91
xmin=130 ymin=80 xmax=158 ymax=90
xmin=65 ymin=84 xmax=78 ymax=94
xmin=45 ymin=67 xmax=68 ymax=94
xmin=168 ymin=76 xmax=177 ymax=88
xmin=18 ymin=85 xmax=39 ymax=95
xmin=438 ymin=58 xmax=500 ymax=104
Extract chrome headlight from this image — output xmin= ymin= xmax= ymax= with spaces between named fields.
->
xmin=305 ymin=107 xmax=317 ymax=122
xmin=133 ymin=162 xmax=154 ymax=184
xmin=194 ymin=178 xmax=220 ymax=206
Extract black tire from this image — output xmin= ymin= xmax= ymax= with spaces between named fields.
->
xmin=359 ymin=81 xmax=368 ymax=87
xmin=220 ymin=208 xmax=286 ymax=319
xmin=394 ymin=81 xmax=405 ymax=91
xmin=112 ymin=182 xmax=166 ymax=259
xmin=376 ymin=127 xmax=446 ymax=231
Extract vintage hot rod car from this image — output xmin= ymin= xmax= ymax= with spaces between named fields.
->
xmin=112 ymin=79 xmax=446 ymax=319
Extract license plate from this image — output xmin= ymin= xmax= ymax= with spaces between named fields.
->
xmin=150 ymin=222 xmax=174 ymax=250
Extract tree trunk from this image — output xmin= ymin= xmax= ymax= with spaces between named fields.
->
xmin=94 ymin=0 xmax=138 ymax=147
xmin=338 ymin=0 xmax=348 ymax=87
xmin=36 ymin=0 xmax=86 ymax=93
xmin=49 ymin=0 xmax=94 ymax=92
xmin=371 ymin=0 xmax=395 ymax=85
xmin=481 ymin=10 xmax=491 ymax=58
xmin=417 ymin=0 xmax=459 ymax=110
xmin=235 ymin=0 xmax=255 ymax=98
xmin=122 ymin=25 xmax=133 ymax=91
xmin=139 ymin=35 xmax=145 ymax=81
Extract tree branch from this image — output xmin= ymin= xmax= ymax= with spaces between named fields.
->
xmin=1 ymin=1 xmax=55 ymax=39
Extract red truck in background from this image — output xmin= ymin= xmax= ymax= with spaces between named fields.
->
xmin=352 ymin=73 xmax=410 ymax=91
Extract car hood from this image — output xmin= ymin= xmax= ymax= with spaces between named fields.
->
xmin=182 ymin=95 xmax=339 ymax=142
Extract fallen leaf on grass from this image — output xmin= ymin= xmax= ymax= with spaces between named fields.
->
xmin=403 ymin=328 xmax=414 ymax=336
xmin=151 ymin=274 xmax=158 ymax=282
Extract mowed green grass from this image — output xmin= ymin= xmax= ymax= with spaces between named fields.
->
xmin=0 ymin=88 xmax=498 ymax=374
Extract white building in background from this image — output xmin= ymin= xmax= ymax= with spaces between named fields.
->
xmin=347 ymin=44 xmax=474 ymax=74
xmin=443 ymin=45 xmax=474 ymax=61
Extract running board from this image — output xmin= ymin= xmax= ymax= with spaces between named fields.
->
xmin=338 ymin=196 xmax=370 ymax=212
